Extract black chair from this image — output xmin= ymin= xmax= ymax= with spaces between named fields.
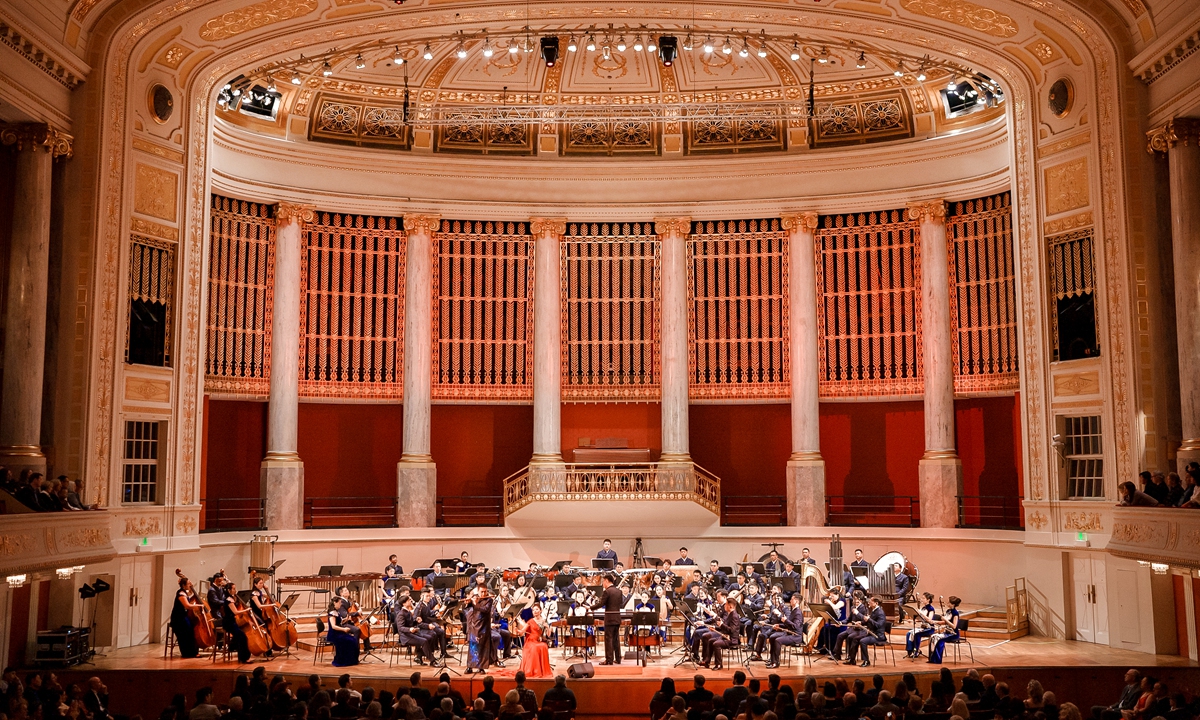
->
xmin=946 ymin=619 xmax=974 ymax=663
xmin=868 ymin=621 xmax=897 ymax=666
xmin=312 ymin=617 xmax=330 ymax=665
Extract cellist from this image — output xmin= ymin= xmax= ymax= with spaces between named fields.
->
xmin=224 ymin=582 xmax=272 ymax=662
xmin=170 ymin=572 xmax=205 ymax=658
xmin=251 ymin=574 xmax=294 ymax=651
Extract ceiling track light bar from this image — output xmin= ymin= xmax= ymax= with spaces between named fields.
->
xmin=390 ymin=101 xmax=878 ymax=126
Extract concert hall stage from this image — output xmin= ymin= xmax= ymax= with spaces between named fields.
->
xmin=68 ymin=637 xmax=1197 ymax=720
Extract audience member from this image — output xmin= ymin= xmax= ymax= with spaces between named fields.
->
xmin=541 ymin=676 xmax=576 ymax=712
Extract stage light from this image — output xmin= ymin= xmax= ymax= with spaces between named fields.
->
xmin=567 ymin=36 xmax=578 ymax=52
xmin=290 ymin=69 xmax=302 ymax=85
xmin=658 ymin=36 xmax=678 ymax=66
xmin=647 ymin=37 xmax=656 ymax=52
xmin=508 ymin=39 xmax=518 ymax=54
xmin=423 ymin=44 xmax=433 ymax=60
xmin=738 ymin=39 xmax=749 ymax=58
xmin=78 ymin=583 xmax=96 ymax=599
xmin=1151 ymin=563 xmax=1169 ymax=575
xmin=703 ymin=36 xmax=714 ymax=54
xmin=602 ymin=44 xmax=611 ymax=60
xmin=483 ymin=39 xmax=494 ymax=57
xmin=7 ymin=574 xmax=27 ymax=588
xmin=722 ymin=37 xmax=732 ymax=55
xmin=231 ymin=87 xmax=241 ymax=96
xmin=456 ymin=40 xmax=467 ymax=59
xmin=682 ymin=33 xmax=693 ymax=51
xmin=357 ymin=53 xmax=367 ymax=69
xmin=856 ymin=51 xmax=866 ymax=68
xmin=617 ymin=36 xmax=626 ymax=52
xmin=93 ymin=579 xmax=111 ymax=593
xmin=322 ymin=60 xmax=332 ymax=76
xmin=523 ymin=36 xmax=533 ymax=53
xmin=790 ymin=41 xmax=800 ymax=61
xmin=947 ymin=76 xmax=958 ymax=91
xmin=916 ymin=62 xmax=927 ymax=81
xmin=634 ymin=35 xmax=643 ymax=52
xmin=540 ymin=36 xmax=560 ymax=67
xmin=56 ymin=568 xmax=73 ymax=580
xmin=266 ymin=78 xmax=277 ymax=93
xmin=817 ymin=46 xmax=829 ymax=63
xmin=586 ymin=34 xmax=596 ymax=51
xmin=757 ymin=44 xmax=767 ymax=58
xmin=893 ymin=60 xmax=904 ymax=77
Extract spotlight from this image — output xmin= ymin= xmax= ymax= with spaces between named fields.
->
xmin=658 ymin=35 xmax=678 ymax=66
xmin=947 ymin=77 xmax=958 ymax=90
xmin=483 ymin=39 xmax=494 ymax=57
xmin=567 ymin=36 xmax=578 ymax=52
xmin=321 ymin=60 xmax=332 ymax=76
xmin=290 ymin=69 xmax=302 ymax=85
xmin=357 ymin=53 xmax=367 ymax=69
xmin=231 ymin=87 xmax=241 ymax=96
xmin=508 ymin=39 xmax=519 ymax=54
xmin=617 ymin=36 xmax=626 ymax=52
xmin=722 ymin=37 xmax=732 ymax=55
xmin=92 ymin=578 xmax=111 ymax=593
xmin=647 ymin=36 xmax=657 ymax=53
xmin=703 ymin=36 xmax=714 ymax=54
xmin=856 ymin=51 xmax=866 ymax=68
xmin=266 ymin=77 xmax=277 ymax=93
xmin=540 ymin=36 xmax=560 ymax=67
xmin=602 ymin=44 xmax=611 ymax=60
xmin=586 ymin=34 xmax=597 ymax=52
xmin=738 ymin=39 xmax=749 ymax=58
xmin=78 ymin=583 xmax=96 ymax=599
xmin=523 ymin=36 xmax=533 ymax=53
xmin=817 ymin=46 xmax=829 ymax=63
xmin=634 ymin=35 xmax=644 ymax=52
xmin=893 ymin=59 xmax=904 ymax=77
xmin=790 ymin=41 xmax=800 ymax=61
xmin=757 ymin=44 xmax=767 ymax=58
xmin=456 ymin=40 xmax=467 ymax=59
xmin=916 ymin=62 xmax=927 ymax=81
xmin=682 ymin=33 xmax=693 ymax=51
xmin=423 ymin=44 xmax=433 ymax=60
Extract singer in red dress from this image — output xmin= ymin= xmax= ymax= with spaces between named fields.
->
xmin=514 ymin=604 xmax=552 ymax=678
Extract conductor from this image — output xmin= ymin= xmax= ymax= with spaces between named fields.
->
xmin=592 ymin=573 xmax=624 ymax=665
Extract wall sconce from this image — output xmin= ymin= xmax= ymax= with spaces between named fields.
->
xmin=6 ymin=574 xmax=27 ymax=588
xmin=1151 ymin=563 xmax=1169 ymax=575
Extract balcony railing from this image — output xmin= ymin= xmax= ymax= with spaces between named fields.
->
xmin=503 ymin=462 xmax=721 ymax=516
xmin=304 ymin=497 xmax=398 ymax=529
xmin=958 ymin=495 xmax=1024 ymax=530
xmin=721 ymin=495 xmax=787 ymax=526
xmin=825 ymin=495 xmax=920 ymax=527
xmin=202 ymin=497 xmax=265 ymax=532
xmin=437 ymin=496 xmax=503 ymax=526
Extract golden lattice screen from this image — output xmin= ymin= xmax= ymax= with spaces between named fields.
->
xmin=299 ymin=212 xmax=405 ymax=399
xmin=561 ymin=222 xmax=660 ymax=401
xmin=815 ymin=209 xmax=923 ymax=397
xmin=689 ymin=218 xmax=789 ymax=399
xmin=433 ymin=220 xmax=533 ymax=401
xmin=205 ymin=195 xmax=275 ymax=395
xmin=947 ymin=192 xmax=1019 ymax=393
xmin=127 ymin=234 xmax=176 ymax=366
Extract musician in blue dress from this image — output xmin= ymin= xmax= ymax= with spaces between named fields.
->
xmin=927 ymin=596 xmax=962 ymax=663
xmin=905 ymin=592 xmax=938 ymax=658
xmin=327 ymin=596 xmax=360 ymax=667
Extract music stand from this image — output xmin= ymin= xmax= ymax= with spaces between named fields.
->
xmin=554 ymin=574 xmax=577 ymax=591
xmin=672 ymin=603 xmax=700 ymax=668
xmin=531 ymin=576 xmax=548 ymax=592
xmin=567 ymin=615 xmax=595 ymax=660
xmin=591 ymin=558 xmax=615 ymax=570
xmin=778 ymin=576 xmax=798 ymax=595
xmin=549 ymin=561 xmax=572 ymax=572
xmin=719 ymin=566 xmax=734 ymax=576
xmin=281 ymin=593 xmax=300 ymax=611
xmin=317 ymin=565 xmax=343 ymax=577
xmin=432 ymin=575 xmax=459 ymax=597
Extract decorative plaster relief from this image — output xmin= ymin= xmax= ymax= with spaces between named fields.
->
xmin=896 ymin=0 xmax=1018 ymax=38
xmin=130 ymin=217 xmax=178 ymax=242
xmin=1053 ymin=371 xmax=1099 ymax=397
xmin=199 ymin=0 xmax=319 ymax=42
xmin=1062 ymin=512 xmax=1102 ymax=532
xmin=123 ymin=516 xmax=162 ymax=537
xmin=125 ymin=376 xmax=171 ymax=403
xmin=1111 ymin=521 xmax=1165 ymax=547
xmin=0 ymin=533 xmax=34 ymax=556
xmin=1044 ymin=211 xmax=1092 ymax=235
xmin=134 ymin=163 xmax=178 ymax=221
xmin=1037 ymin=131 xmax=1090 ymax=159
xmin=58 ymin=527 xmax=111 ymax=549
xmin=176 ymin=515 xmax=197 ymax=534
xmin=1028 ymin=511 xmax=1047 ymax=530
xmin=157 ymin=44 xmax=192 ymax=70
xmin=1043 ymin=157 xmax=1089 ymax=216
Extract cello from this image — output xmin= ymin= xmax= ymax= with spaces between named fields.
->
xmin=174 ymin=569 xmax=216 ymax=649
xmin=251 ymin=572 xmax=298 ymax=650
xmin=226 ymin=582 xmax=272 ymax=656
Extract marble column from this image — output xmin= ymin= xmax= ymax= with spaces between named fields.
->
xmin=260 ymin=202 xmax=312 ymax=530
xmin=530 ymin=218 xmax=566 ymax=463
xmin=656 ymin=217 xmax=692 ymax=462
xmin=398 ymin=214 xmax=439 ymax=527
xmin=0 ymin=124 xmax=72 ymax=477
xmin=909 ymin=200 xmax=962 ymax=528
xmin=781 ymin=212 xmax=825 ymax=526
xmin=1149 ymin=118 xmax=1200 ymax=468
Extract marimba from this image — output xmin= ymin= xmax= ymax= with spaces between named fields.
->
xmin=279 ymin=572 xmax=383 ymax=607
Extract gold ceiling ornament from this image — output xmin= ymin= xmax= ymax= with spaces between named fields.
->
xmin=780 ymin=211 xmax=820 ymax=232
xmin=0 ymin=123 xmax=74 ymax=158
xmin=529 ymin=217 xmax=568 ymax=237
xmin=199 ymin=0 xmax=319 ymax=42
xmin=654 ymin=217 xmax=692 ymax=237
xmin=1145 ymin=117 xmax=1200 ymax=154
xmin=273 ymin=201 xmax=315 ymax=227
xmin=897 ymin=0 xmax=1018 ymax=39
xmin=403 ymin=214 xmax=442 ymax=236
xmin=906 ymin=200 xmax=947 ymax=223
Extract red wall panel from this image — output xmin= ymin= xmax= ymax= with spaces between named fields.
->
xmin=560 ymin=403 xmax=662 ymax=462
xmin=819 ymin=401 xmax=924 ymax=498
xmin=203 ymin=399 xmax=267 ymax=502
xmin=432 ymin=405 xmax=533 ymax=498
xmin=688 ymin=404 xmax=790 ymax=497
xmin=954 ymin=396 xmax=1021 ymax=498
xmin=7 ymin=582 xmax=30 ymax=667
xmin=1174 ymin=574 xmax=1190 ymax=658
xmin=297 ymin=403 xmax=403 ymax=498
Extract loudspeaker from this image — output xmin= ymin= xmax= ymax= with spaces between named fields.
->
xmin=567 ymin=662 xmax=594 ymax=679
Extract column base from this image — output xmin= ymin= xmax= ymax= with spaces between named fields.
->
xmin=918 ymin=456 xmax=963 ymax=529
xmin=786 ymin=458 xmax=826 ymax=527
xmin=530 ymin=453 xmax=563 ymax=464
xmin=260 ymin=458 xmax=304 ymax=530
xmin=397 ymin=461 xmax=436 ymax=527
xmin=658 ymin=452 xmax=692 ymax=462
xmin=0 ymin=445 xmax=46 ymax=478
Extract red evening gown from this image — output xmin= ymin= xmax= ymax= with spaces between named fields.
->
xmin=517 ymin=619 xmax=552 ymax=678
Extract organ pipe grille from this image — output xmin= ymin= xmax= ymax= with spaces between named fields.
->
xmin=205 ymin=195 xmax=274 ymax=395
xmin=947 ymin=192 xmax=1019 ymax=393
xmin=299 ymin=212 xmax=405 ymax=398
xmin=688 ymin=218 xmax=789 ymax=399
xmin=127 ymin=235 xmax=175 ymax=366
xmin=815 ymin=209 xmax=923 ymax=397
xmin=561 ymin=222 xmax=660 ymax=401
xmin=1047 ymin=229 xmax=1095 ymax=300
xmin=433 ymin=220 xmax=533 ymax=401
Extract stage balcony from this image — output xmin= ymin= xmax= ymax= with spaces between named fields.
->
xmin=1106 ymin=506 xmax=1200 ymax=570
xmin=0 ymin=509 xmax=117 ymax=578
xmin=502 ymin=461 xmax=721 ymax=535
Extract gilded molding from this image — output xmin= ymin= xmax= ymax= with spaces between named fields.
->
xmin=274 ymin=202 xmax=315 ymax=228
xmin=1062 ymin=511 xmax=1102 ymax=532
xmin=529 ymin=217 xmax=567 ymax=237
xmin=897 ymin=0 xmax=1018 ymax=38
xmin=0 ymin=123 xmax=74 ymax=158
xmin=654 ymin=217 xmax=692 ymax=237
xmin=403 ymin=214 xmax=441 ymax=236
xmin=199 ymin=0 xmax=319 ymax=42
xmin=1146 ymin=117 xmax=1200 ymax=154
xmin=122 ymin=516 xmax=162 ymax=537
xmin=906 ymin=200 xmax=947 ymax=223
xmin=130 ymin=216 xmax=179 ymax=242
xmin=1027 ymin=511 xmax=1048 ymax=530
xmin=780 ymin=212 xmax=820 ymax=232
xmin=0 ymin=20 xmax=84 ymax=90
xmin=132 ymin=136 xmax=185 ymax=164
xmin=1043 ymin=211 xmax=1092 ymax=236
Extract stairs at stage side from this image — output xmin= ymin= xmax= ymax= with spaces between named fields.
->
xmin=887 ymin=607 xmax=1027 ymax=641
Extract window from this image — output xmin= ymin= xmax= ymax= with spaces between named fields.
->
xmin=126 ymin=236 xmax=175 ymax=367
xmin=1047 ymin=229 xmax=1100 ymax=361
xmin=122 ymin=421 xmax=160 ymax=504
xmin=1062 ymin=415 xmax=1103 ymax=499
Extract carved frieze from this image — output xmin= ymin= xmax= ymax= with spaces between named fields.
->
xmin=199 ymin=0 xmax=319 ymax=41
xmin=1027 ymin=511 xmax=1048 ymax=530
xmin=58 ymin=527 xmax=111 ymax=549
xmin=123 ymin=516 xmax=163 ymax=537
xmin=897 ymin=0 xmax=1019 ymax=38
xmin=1043 ymin=211 xmax=1092 ymax=235
xmin=133 ymin=163 xmax=178 ymax=221
xmin=1043 ymin=158 xmax=1090 ymax=216
xmin=1062 ymin=512 xmax=1102 ymax=532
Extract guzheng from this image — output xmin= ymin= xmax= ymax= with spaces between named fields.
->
xmin=279 ymin=572 xmax=384 ymax=607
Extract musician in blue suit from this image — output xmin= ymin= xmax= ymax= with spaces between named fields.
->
xmin=848 ymin=596 xmax=888 ymax=667
xmin=596 ymin=539 xmax=618 ymax=564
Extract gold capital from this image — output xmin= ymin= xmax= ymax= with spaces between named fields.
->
xmin=274 ymin=202 xmax=315 ymax=228
xmin=403 ymin=214 xmax=442 ymax=236
xmin=654 ymin=217 xmax=692 ymax=237
xmin=906 ymin=200 xmax=947 ymax=224
xmin=1146 ymin=117 xmax=1200 ymax=154
xmin=529 ymin=217 xmax=567 ymax=238
xmin=0 ymin=123 xmax=73 ymax=159
xmin=780 ymin=212 xmax=820 ymax=232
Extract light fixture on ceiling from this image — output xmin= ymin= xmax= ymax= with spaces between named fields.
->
xmin=456 ymin=45 xmax=467 ymax=59
xmin=6 ymin=574 xmax=26 ymax=588
xmin=357 ymin=53 xmax=366 ymax=69
xmin=322 ymin=60 xmax=332 ymax=76
xmin=633 ymin=35 xmax=643 ymax=52
xmin=916 ymin=61 xmax=927 ymax=82
xmin=703 ymin=36 xmax=714 ymax=54
xmin=658 ymin=36 xmax=677 ymax=66
xmin=508 ymin=39 xmax=519 ymax=54
xmin=947 ymin=76 xmax=958 ymax=91
xmin=540 ymin=36 xmax=559 ymax=66
xmin=482 ymin=38 xmax=494 ymax=57
xmin=757 ymin=31 xmax=768 ymax=58
xmin=391 ymin=47 xmax=403 ymax=65
xmin=567 ymin=36 xmax=577 ymax=52
xmin=586 ymin=34 xmax=597 ymax=52
xmin=523 ymin=35 xmax=533 ymax=53
xmin=266 ymin=77 xmax=277 ymax=93
xmin=602 ymin=44 xmax=612 ymax=60
xmin=646 ymin=36 xmax=657 ymax=52
xmin=290 ymin=69 xmax=302 ymax=85
xmin=817 ymin=46 xmax=829 ymax=63
xmin=856 ymin=51 xmax=866 ymax=69
xmin=422 ymin=44 xmax=433 ymax=60
xmin=722 ymin=36 xmax=732 ymax=55
xmin=894 ymin=59 xmax=904 ymax=77
xmin=738 ymin=39 xmax=749 ymax=58
xmin=790 ymin=40 xmax=800 ymax=61
xmin=682 ymin=33 xmax=693 ymax=51
xmin=617 ymin=35 xmax=627 ymax=52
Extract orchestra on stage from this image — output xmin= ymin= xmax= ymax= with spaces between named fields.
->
xmin=167 ymin=538 xmax=963 ymax=674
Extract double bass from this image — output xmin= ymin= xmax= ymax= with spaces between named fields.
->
xmin=251 ymin=571 xmax=298 ymax=650
xmin=174 ymin=569 xmax=216 ymax=649
xmin=227 ymin=582 xmax=272 ymax=656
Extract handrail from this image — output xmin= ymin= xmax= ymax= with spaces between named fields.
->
xmin=503 ymin=461 xmax=720 ymax=516
xmin=202 ymin=497 xmax=265 ymax=532
xmin=958 ymin=495 xmax=1024 ymax=530
xmin=721 ymin=495 xmax=786 ymax=526
xmin=304 ymin=497 xmax=398 ymax=529
xmin=437 ymin=496 xmax=503 ymax=527
xmin=824 ymin=495 xmax=920 ymax=527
